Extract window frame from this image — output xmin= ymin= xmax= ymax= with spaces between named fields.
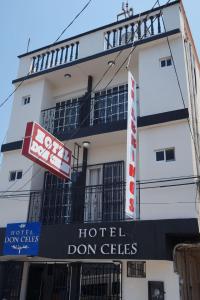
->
xmin=22 ymin=95 xmax=31 ymax=105
xmin=160 ymin=56 xmax=172 ymax=68
xmin=9 ymin=170 xmax=23 ymax=182
xmin=155 ymin=148 xmax=175 ymax=162
xmin=127 ymin=261 xmax=146 ymax=278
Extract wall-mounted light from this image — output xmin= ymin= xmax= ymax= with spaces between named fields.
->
xmin=82 ymin=141 xmax=90 ymax=149
xmin=64 ymin=73 xmax=71 ymax=78
xmin=107 ymin=60 xmax=115 ymax=67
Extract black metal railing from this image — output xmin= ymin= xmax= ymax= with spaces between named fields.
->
xmin=28 ymin=182 xmax=126 ymax=225
xmin=104 ymin=12 xmax=163 ymax=50
xmin=41 ymin=97 xmax=82 ymax=135
xmin=41 ymin=84 xmax=128 ymax=134
xmin=80 ymin=263 xmax=121 ymax=300
xmin=30 ymin=41 xmax=79 ymax=74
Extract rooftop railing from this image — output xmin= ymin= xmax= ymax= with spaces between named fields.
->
xmin=104 ymin=12 xmax=164 ymax=50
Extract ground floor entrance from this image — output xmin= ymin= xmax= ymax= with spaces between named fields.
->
xmin=0 ymin=262 xmax=121 ymax=300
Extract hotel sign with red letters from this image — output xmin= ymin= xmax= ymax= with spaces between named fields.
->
xmin=22 ymin=122 xmax=72 ymax=180
xmin=126 ymin=71 xmax=137 ymax=219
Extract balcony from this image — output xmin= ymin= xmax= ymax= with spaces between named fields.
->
xmin=104 ymin=12 xmax=164 ymax=50
xmin=28 ymin=182 xmax=126 ymax=225
xmin=27 ymin=160 xmax=131 ymax=225
xmin=41 ymin=84 xmax=128 ymax=138
xmin=15 ymin=1 xmax=180 ymax=81
xmin=30 ymin=41 xmax=79 ymax=74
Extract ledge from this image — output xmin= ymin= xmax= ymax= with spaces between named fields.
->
xmin=13 ymin=29 xmax=181 ymax=84
xmin=18 ymin=0 xmax=180 ymax=59
xmin=1 ymin=108 xmax=188 ymax=153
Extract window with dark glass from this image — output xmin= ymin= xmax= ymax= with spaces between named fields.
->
xmin=156 ymin=151 xmax=165 ymax=161
xmin=9 ymin=170 xmax=23 ymax=181
xmin=165 ymin=148 xmax=175 ymax=161
xmin=155 ymin=148 xmax=175 ymax=162
xmin=160 ymin=57 xmax=172 ymax=68
xmin=127 ymin=261 xmax=146 ymax=278
xmin=22 ymin=95 xmax=30 ymax=105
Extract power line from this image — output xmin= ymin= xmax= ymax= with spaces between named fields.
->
xmin=0 ymin=0 xmax=93 ymax=110
xmin=0 ymin=174 xmax=198 ymax=196
xmin=0 ymin=0 xmax=94 ymax=193
xmin=0 ymin=0 xmax=159 ymax=193
xmin=157 ymin=0 xmax=200 ymax=165
xmin=0 ymin=0 xmax=177 ymax=196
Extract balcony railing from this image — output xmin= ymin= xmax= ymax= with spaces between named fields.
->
xmin=41 ymin=84 xmax=128 ymax=134
xmin=104 ymin=12 xmax=164 ymax=50
xmin=41 ymin=96 xmax=82 ymax=135
xmin=28 ymin=182 xmax=126 ymax=225
xmin=30 ymin=41 xmax=79 ymax=74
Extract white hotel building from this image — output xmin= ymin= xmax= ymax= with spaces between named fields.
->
xmin=0 ymin=1 xmax=200 ymax=299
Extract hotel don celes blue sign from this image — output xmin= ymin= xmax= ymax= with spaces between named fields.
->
xmin=3 ymin=222 xmax=41 ymax=256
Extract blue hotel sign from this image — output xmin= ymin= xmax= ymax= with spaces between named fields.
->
xmin=3 ymin=222 xmax=41 ymax=256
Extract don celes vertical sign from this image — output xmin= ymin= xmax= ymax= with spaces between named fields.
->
xmin=126 ymin=71 xmax=137 ymax=219
xmin=22 ymin=122 xmax=72 ymax=180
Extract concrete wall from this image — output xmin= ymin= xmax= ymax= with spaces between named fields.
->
xmin=123 ymin=260 xmax=180 ymax=300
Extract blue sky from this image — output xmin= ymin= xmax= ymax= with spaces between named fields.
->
xmin=0 ymin=0 xmax=199 ymax=154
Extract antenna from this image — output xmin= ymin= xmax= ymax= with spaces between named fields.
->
xmin=117 ymin=1 xmax=134 ymax=21
xmin=26 ymin=38 xmax=31 ymax=53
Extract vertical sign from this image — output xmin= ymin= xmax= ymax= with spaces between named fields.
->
xmin=126 ymin=71 xmax=137 ymax=219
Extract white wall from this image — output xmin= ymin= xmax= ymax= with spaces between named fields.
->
xmin=139 ymin=37 xmax=189 ymax=116
xmin=123 ymin=260 xmax=180 ymax=300
xmin=6 ymin=79 xmax=49 ymax=143
xmin=0 ymin=151 xmax=32 ymax=227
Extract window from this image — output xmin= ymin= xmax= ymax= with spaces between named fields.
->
xmin=9 ymin=170 xmax=23 ymax=181
xmin=53 ymin=97 xmax=81 ymax=133
xmin=91 ymin=84 xmax=128 ymax=125
xmin=160 ymin=57 xmax=172 ymax=68
xmin=127 ymin=261 xmax=146 ymax=278
xmin=155 ymin=148 xmax=175 ymax=162
xmin=22 ymin=96 xmax=30 ymax=105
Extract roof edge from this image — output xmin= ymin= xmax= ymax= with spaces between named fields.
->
xmin=18 ymin=0 xmax=180 ymax=59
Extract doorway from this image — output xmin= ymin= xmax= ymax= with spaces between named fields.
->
xmin=26 ymin=263 xmax=71 ymax=300
xmin=25 ymin=262 xmax=121 ymax=300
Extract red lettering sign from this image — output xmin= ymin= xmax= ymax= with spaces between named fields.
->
xmin=126 ymin=72 xmax=137 ymax=219
xmin=22 ymin=122 xmax=72 ymax=180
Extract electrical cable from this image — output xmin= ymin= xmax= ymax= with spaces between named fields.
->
xmin=0 ymin=175 xmax=198 ymax=198
xmin=157 ymin=0 xmax=200 ymax=164
xmin=1 ymin=0 xmax=187 ymax=198
xmin=0 ymin=0 xmax=94 ymax=193
xmin=0 ymin=0 xmax=93 ymax=109
xmin=0 ymin=0 xmax=161 ymax=193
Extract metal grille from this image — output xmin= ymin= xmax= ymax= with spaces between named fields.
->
xmin=103 ymin=161 xmax=125 ymax=221
xmin=28 ymin=161 xmax=126 ymax=224
xmin=28 ymin=192 xmax=42 ymax=222
xmin=51 ymin=264 xmax=71 ymax=299
xmin=26 ymin=263 xmax=71 ymax=300
xmin=127 ymin=261 xmax=146 ymax=278
xmin=0 ymin=262 xmax=23 ymax=300
xmin=41 ymin=172 xmax=72 ymax=225
xmin=104 ymin=13 xmax=164 ymax=50
xmin=80 ymin=263 xmax=121 ymax=300
xmin=41 ymin=97 xmax=81 ymax=134
xmin=84 ymin=161 xmax=125 ymax=222
xmin=41 ymin=107 xmax=56 ymax=134
xmin=91 ymin=84 xmax=128 ymax=125
xmin=54 ymin=98 xmax=81 ymax=133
